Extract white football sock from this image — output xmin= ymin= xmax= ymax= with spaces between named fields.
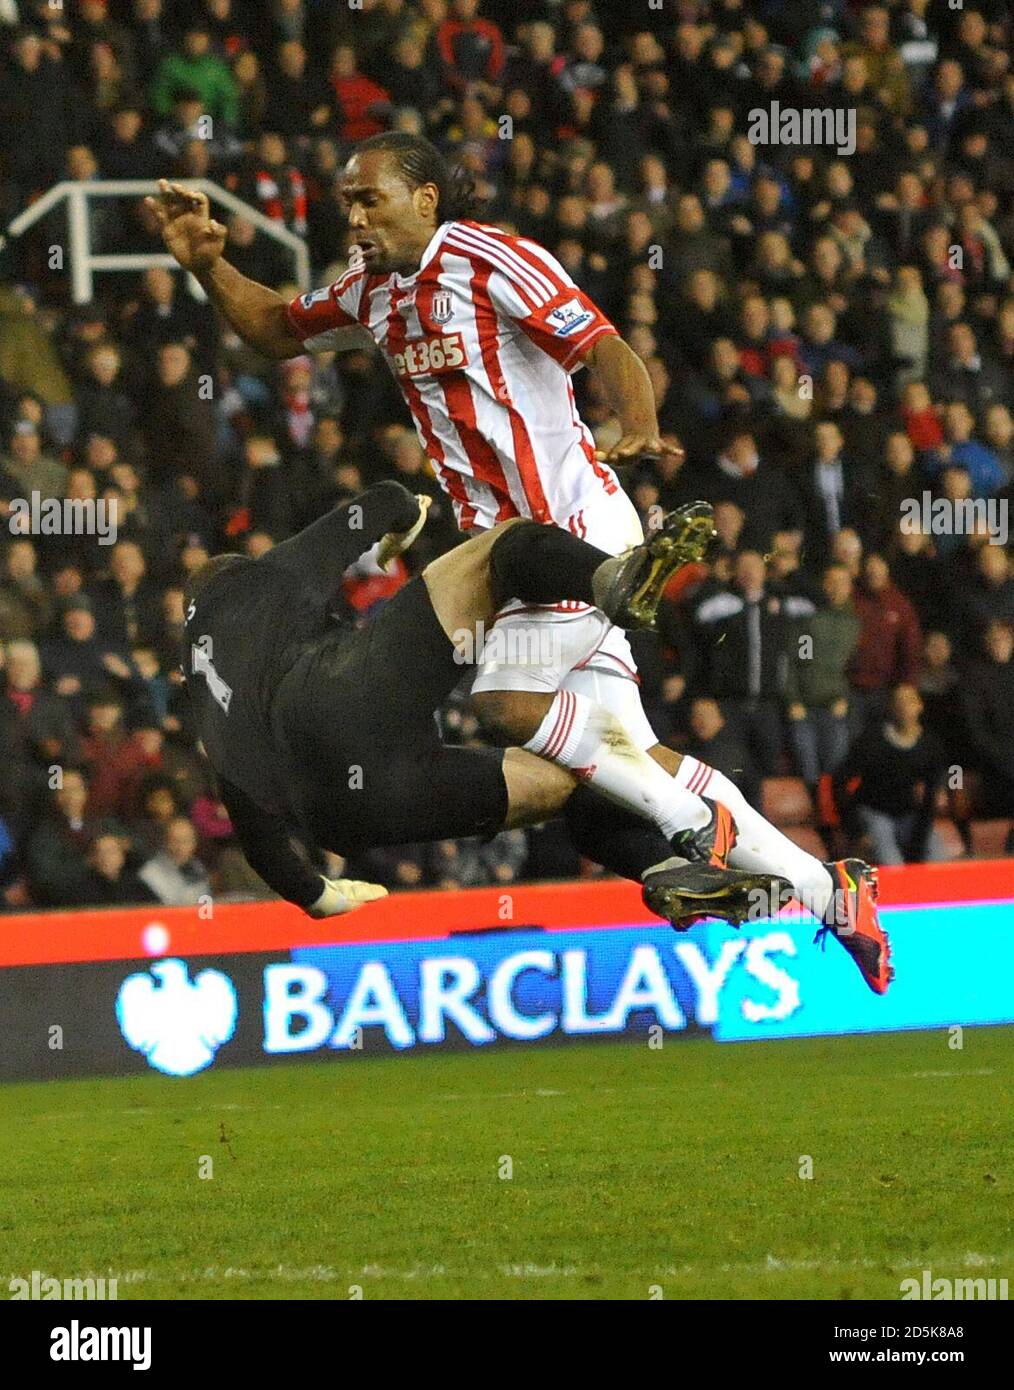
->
xmin=526 ymin=691 xmax=710 ymax=840
xmin=673 ymin=756 xmax=834 ymax=916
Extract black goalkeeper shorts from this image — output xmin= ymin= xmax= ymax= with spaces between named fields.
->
xmin=272 ymin=575 xmax=509 ymax=854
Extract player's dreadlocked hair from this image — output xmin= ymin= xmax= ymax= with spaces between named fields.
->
xmin=354 ymin=132 xmax=484 ymax=221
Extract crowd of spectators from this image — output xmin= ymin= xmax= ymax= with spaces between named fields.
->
xmin=1 ymin=0 xmax=1012 ymax=910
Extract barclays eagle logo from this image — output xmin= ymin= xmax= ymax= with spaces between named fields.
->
xmin=116 ymin=959 xmax=238 ymax=1076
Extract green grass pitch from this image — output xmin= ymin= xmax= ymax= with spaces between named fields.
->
xmin=2 ymin=1028 xmax=1011 ymax=1300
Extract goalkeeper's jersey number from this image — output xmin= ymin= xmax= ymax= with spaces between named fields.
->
xmin=185 ymin=599 xmax=233 ymax=715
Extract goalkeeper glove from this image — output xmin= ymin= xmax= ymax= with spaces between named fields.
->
xmin=307 ymin=877 xmax=388 ymax=919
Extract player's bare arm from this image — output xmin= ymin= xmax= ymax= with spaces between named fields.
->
xmin=145 ymin=180 xmax=305 ymax=359
xmin=585 ymin=334 xmax=685 ymax=468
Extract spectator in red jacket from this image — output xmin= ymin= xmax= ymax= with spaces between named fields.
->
xmin=900 ymin=381 xmax=944 ymax=455
xmin=244 ymin=131 xmax=308 ymax=235
xmin=850 ymin=553 xmax=923 ymax=730
xmin=329 ymin=45 xmax=391 ymax=143
xmin=80 ymin=691 xmax=129 ymax=817
xmin=436 ymin=0 xmax=505 ymax=98
xmin=89 ymin=717 xmax=169 ymax=823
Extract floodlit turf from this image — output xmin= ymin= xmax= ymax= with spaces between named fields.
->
xmin=1 ymin=1028 xmax=1011 ymax=1300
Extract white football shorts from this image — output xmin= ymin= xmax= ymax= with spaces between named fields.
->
xmin=470 ymin=488 xmax=659 ymax=750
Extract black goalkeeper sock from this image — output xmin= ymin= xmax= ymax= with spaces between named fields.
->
xmin=563 ymin=784 xmax=674 ymax=882
xmin=489 ymin=520 xmax=611 ymax=610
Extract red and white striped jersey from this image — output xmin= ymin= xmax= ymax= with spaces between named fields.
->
xmin=286 ymin=219 xmax=624 ymax=533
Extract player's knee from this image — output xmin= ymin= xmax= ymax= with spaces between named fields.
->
xmin=488 ymin=519 xmax=543 ymax=609
xmin=472 ymin=688 xmax=550 ymax=746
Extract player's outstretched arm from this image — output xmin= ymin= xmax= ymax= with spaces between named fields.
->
xmin=197 ymin=258 xmax=306 ymax=359
xmin=217 ymin=777 xmax=332 ymax=910
xmin=145 ymin=180 xmax=305 ymax=359
xmin=584 ymin=334 xmax=685 ymax=470
xmin=218 ymin=778 xmax=386 ymax=917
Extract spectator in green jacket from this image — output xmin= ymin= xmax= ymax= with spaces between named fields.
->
xmin=1 ymin=421 xmax=69 ymax=505
xmin=150 ymin=24 xmax=239 ymax=129
xmin=785 ymin=563 xmax=861 ymax=790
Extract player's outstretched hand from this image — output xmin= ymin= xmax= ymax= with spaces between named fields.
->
xmin=377 ymin=494 xmax=431 ymax=571
xmin=144 ymin=179 xmax=228 ymax=273
xmin=595 ymin=435 xmax=685 ymax=468
xmin=307 ymin=877 xmax=389 ymax=919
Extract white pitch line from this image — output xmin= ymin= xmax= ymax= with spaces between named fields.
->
xmin=895 ymin=1069 xmax=996 ymax=1079
xmin=26 ymin=1102 xmax=289 ymax=1122
xmin=20 ymin=1251 xmax=1007 ymax=1290
xmin=436 ymin=1088 xmax=567 ymax=1102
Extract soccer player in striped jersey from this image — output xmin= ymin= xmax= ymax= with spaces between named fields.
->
xmin=147 ymin=142 xmax=890 ymax=993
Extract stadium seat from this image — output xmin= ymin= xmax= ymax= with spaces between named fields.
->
xmin=968 ymin=820 xmax=1014 ymax=859
xmin=761 ymin=778 xmax=814 ymax=827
